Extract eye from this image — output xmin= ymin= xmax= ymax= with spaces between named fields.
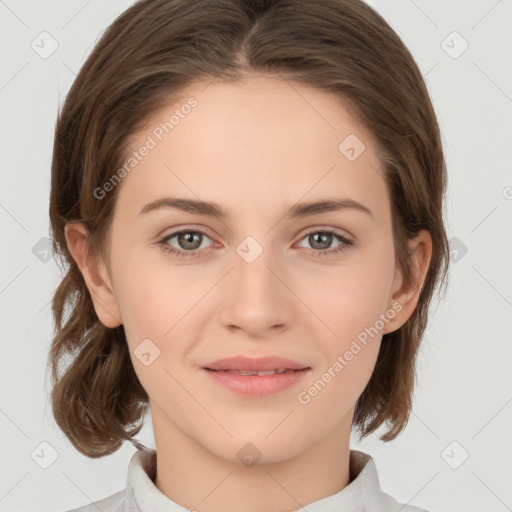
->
xmin=296 ymin=228 xmax=353 ymax=257
xmin=157 ymin=229 xmax=213 ymax=258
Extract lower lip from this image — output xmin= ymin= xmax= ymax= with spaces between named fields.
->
xmin=202 ymin=368 xmax=311 ymax=397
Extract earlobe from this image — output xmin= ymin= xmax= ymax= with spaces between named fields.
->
xmin=383 ymin=230 xmax=433 ymax=334
xmin=64 ymin=222 xmax=122 ymax=328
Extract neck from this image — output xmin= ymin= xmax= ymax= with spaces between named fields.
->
xmin=151 ymin=404 xmax=353 ymax=512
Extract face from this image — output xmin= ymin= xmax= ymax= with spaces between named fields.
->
xmin=72 ymin=74 xmax=423 ymax=465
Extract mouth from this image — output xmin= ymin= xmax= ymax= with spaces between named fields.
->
xmin=204 ymin=368 xmax=309 ymax=376
xmin=202 ymin=366 xmax=312 ymax=397
xmin=203 ymin=355 xmax=310 ymax=372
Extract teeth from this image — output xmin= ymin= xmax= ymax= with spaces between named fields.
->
xmin=223 ymin=368 xmax=291 ymax=376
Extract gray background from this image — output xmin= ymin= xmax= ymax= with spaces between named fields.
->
xmin=1 ymin=1 xmax=511 ymax=511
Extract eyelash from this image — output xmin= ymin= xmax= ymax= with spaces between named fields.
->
xmin=157 ymin=228 xmax=354 ymax=259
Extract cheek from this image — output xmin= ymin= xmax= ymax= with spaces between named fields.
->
xmin=295 ymin=248 xmax=393 ymax=395
xmin=297 ymin=283 xmax=383 ymax=416
xmin=110 ymin=251 xmax=212 ymax=381
xmin=111 ymin=241 xmax=203 ymax=335
xmin=301 ymin=259 xmax=394 ymax=343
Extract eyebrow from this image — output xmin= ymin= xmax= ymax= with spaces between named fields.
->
xmin=138 ymin=196 xmax=374 ymax=220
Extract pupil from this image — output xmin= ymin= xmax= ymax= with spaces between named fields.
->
xmin=312 ymin=232 xmax=331 ymax=249
xmin=180 ymin=232 xmax=200 ymax=250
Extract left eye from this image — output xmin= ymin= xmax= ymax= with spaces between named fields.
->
xmin=296 ymin=229 xmax=353 ymax=256
xmin=157 ymin=228 xmax=353 ymax=259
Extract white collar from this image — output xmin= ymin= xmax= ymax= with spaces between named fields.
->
xmin=122 ymin=444 xmax=427 ymax=512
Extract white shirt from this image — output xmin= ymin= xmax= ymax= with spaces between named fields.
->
xmin=65 ymin=444 xmax=429 ymax=512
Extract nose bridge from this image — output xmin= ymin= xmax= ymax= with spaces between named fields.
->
xmin=234 ymin=234 xmax=280 ymax=301
xmin=219 ymin=234 xmax=292 ymax=334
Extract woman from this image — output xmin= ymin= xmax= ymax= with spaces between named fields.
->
xmin=48 ymin=0 xmax=450 ymax=510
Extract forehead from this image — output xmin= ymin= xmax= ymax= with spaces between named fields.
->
xmin=115 ymin=75 xmax=390 ymax=222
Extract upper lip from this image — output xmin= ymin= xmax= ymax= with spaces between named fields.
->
xmin=203 ymin=356 xmax=310 ymax=372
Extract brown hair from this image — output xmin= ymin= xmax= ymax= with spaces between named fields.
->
xmin=48 ymin=0 xmax=450 ymax=458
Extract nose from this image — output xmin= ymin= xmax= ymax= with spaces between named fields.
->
xmin=218 ymin=244 xmax=295 ymax=338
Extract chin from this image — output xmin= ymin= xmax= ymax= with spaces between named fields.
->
xmin=204 ymin=431 xmax=310 ymax=467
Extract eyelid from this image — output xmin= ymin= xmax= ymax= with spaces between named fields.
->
xmin=158 ymin=227 xmax=217 ymax=248
xmin=295 ymin=227 xmax=353 ymax=249
xmin=157 ymin=224 xmax=217 ymax=241
xmin=297 ymin=225 xmax=353 ymax=242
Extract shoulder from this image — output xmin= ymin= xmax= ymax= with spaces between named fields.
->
xmin=349 ymin=450 xmax=431 ymax=512
xmin=376 ymin=488 xmax=431 ymax=512
xmin=62 ymin=489 xmax=124 ymax=512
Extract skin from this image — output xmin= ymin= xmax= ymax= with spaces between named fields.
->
xmin=65 ymin=73 xmax=432 ymax=512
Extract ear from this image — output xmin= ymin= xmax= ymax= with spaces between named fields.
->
xmin=64 ymin=222 xmax=122 ymax=328
xmin=383 ymin=229 xmax=433 ymax=335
